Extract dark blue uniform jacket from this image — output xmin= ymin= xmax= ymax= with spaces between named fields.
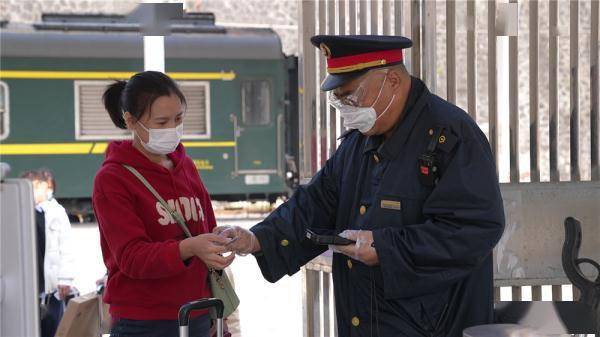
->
xmin=251 ymin=77 xmax=505 ymax=337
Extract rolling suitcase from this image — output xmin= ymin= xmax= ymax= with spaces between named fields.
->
xmin=179 ymin=298 xmax=224 ymax=337
xmin=0 ymin=178 xmax=40 ymax=337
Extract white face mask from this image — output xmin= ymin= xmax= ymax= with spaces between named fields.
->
xmin=137 ymin=122 xmax=184 ymax=155
xmin=329 ymin=72 xmax=396 ymax=134
xmin=33 ymin=187 xmax=47 ymax=205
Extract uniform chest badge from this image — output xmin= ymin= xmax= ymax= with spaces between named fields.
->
xmin=380 ymin=200 xmax=401 ymax=211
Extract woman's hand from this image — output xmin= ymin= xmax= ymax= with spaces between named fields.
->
xmin=179 ymin=234 xmax=235 ymax=270
xmin=213 ymin=226 xmax=261 ymax=255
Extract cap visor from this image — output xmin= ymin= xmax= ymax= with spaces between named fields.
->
xmin=320 ymin=71 xmax=367 ymax=91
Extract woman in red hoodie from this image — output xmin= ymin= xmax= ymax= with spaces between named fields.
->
xmin=93 ymin=71 xmax=234 ymax=337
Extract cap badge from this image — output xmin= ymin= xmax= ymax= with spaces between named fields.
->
xmin=319 ymin=43 xmax=332 ymax=59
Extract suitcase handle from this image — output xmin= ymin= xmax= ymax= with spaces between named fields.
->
xmin=179 ymin=298 xmax=224 ymax=337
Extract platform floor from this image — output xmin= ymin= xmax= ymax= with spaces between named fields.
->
xmin=72 ymin=218 xmax=303 ymax=337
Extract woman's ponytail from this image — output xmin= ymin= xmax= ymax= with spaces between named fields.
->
xmin=102 ymin=80 xmax=127 ymax=129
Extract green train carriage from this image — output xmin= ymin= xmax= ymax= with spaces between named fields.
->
xmin=0 ymin=13 xmax=299 ymax=216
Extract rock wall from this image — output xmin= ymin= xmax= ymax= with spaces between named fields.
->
xmin=0 ymin=0 xmax=299 ymax=55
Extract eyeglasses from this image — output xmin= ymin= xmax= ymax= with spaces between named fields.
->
xmin=329 ymin=69 xmax=389 ymax=108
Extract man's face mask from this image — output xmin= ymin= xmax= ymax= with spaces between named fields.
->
xmin=329 ymin=70 xmax=396 ymax=134
xmin=137 ymin=121 xmax=184 ymax=155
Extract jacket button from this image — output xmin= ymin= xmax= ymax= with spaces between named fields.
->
xmin=351 ymin=316 xmax=360 ymax=327
xmin=373 ymin=154 xmax=380 ymax=163
xmin=347 ymin=259 xmax=353 ymax=269
xmin=280 ymin=239 xmax=289 ymax=247
xmin=359 ymin=205 xmax=366 ymax=215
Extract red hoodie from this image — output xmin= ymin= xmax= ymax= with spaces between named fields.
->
xmin=93 ymin=141 xmax=214 ymax=320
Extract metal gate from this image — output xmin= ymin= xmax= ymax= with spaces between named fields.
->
xmin=297 ymin=1 xmax=599 ymax=336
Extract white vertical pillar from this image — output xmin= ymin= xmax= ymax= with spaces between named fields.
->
xmin=497 ymin=36 xmax=510 ymax=183
xmin=144 ymin=35 xmax=165 ymax=72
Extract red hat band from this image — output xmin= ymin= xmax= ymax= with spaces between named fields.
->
xmin=326 ymin=49 xmax=404 ymax=74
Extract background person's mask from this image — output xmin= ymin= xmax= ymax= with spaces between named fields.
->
xmin=137 ymin=122 xmax=184 ymax=154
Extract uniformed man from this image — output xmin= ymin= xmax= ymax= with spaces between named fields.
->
xmin=216 ymin=35 xmax=505 ymax=337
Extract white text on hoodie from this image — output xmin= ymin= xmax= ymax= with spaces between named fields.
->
xmin=155 ymin=197 xmax=205 ymax=226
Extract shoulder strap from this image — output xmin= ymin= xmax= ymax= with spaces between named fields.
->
xmin=121 ymin=164 xmax=192 ymax=238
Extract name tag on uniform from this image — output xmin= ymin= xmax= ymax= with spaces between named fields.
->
xmin=380 ymin=200 xmax=401 ymax=211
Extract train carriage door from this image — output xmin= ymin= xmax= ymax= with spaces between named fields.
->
xmin=234 ymin=78 xmax=278 ymax=178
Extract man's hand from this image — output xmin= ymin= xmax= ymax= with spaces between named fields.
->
xmin=213 ymin=226 xmax=261 ymax=255
xmin=331 ymin=230 xmax=379 ymax=266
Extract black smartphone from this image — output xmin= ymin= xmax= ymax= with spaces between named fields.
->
xmin=305 ymin=228 xmax=356 ymax=246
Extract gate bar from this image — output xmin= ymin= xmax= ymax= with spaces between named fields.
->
xmin=318 ymin=0 xmax=327 ymax=168
xmin=509 ymin=0 xmax=520 ymax=183
xmin=382 ymin=0 xmax=391 ymax=35
xmin=446 ymin=0 xmax=456 ymax=104
xmin=349 ymin=0 xmax=357 ymax=35
xmin=371 ymin=0 xmax=378 ymax=34
xmin=411 ymin=0 xmax=421 ymax=78
xmin=394 ymin=0 xmax=402 ymax=36
xmin=299 ymin=0 xmax=317 ymax=178
xmin=360 ymin=0 xmax=367 ymax=34
xmin=549 ymin=0 xmax=559 ymax=182
xmin=422 ymin=0 xmax=436 ymax=90
xmin=591 ymin=0 xmax=599 ymax=181
xmin=328 ymin=0 xmax=337 ymax=156
xmin=530 ymin=0 xmax=540 ymax=182
xmin=467 ymin=0 xmax=477 ymax=120
xmin=488 ymin=0 xmax=499 ymax=166
xmin=570 ymin=0 xmax=580 ymax=182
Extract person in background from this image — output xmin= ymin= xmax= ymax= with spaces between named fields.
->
xmin=20 ymin=169 xmax=76 ymax=337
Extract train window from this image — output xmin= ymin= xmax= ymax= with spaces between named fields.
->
xmin=242 ymin=80 xmax=271 ymax=126
xmin=0 ymin=81 xmax=9 ymax=140
xmin=178 ymin=81 xmax=210 ymax=139
xmin=75 ymin=81 xmax=210 ymax=140
xmin=75 ymin=81 xmax=130 ymax=140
